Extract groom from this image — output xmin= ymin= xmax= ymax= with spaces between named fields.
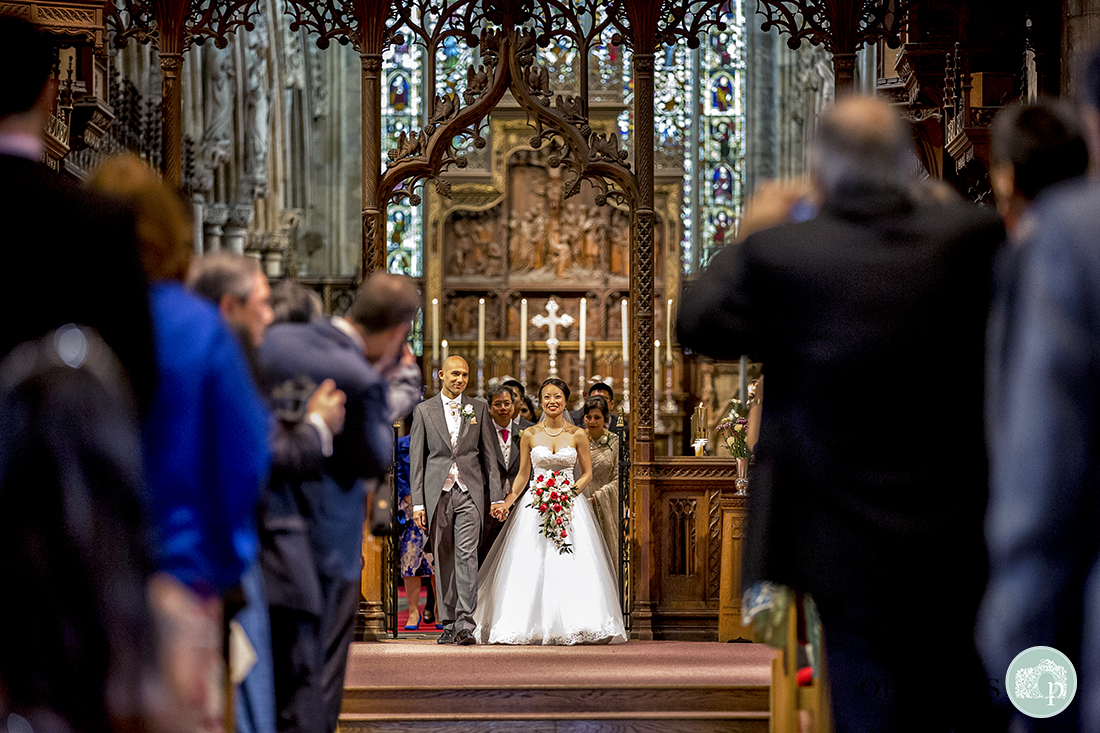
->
xmin=411 ymin=356 xmax=504 ymax=645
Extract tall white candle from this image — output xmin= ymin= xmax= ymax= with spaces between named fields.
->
xmin=520 ymin=298 xmax=527 ymax=362
xmin=654 ymin=340 xmax=661 ymax=376
xmin=478 ymin=298 xmax=486 ymax=361
xmin=621 ymin=299 xmax=629 ymax=365
xmin=442 ymin=339 xmax=449 ymax=363
xmin=666 ymin=298 xmax=673 ymax=363
xmin=579 ymin=298 xmax=587 ymax=360
xmin=740 ymin=354 xmax=748 ymax=413
xmin=432 ymin=298 xmax=440 ymax=365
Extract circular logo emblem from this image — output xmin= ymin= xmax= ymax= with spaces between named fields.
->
xmin=1006 ymin=646 xmax=1077 ymax=718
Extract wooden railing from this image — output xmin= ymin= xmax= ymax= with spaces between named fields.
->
xmin=644 ymin=456 xmax=750 ymax=641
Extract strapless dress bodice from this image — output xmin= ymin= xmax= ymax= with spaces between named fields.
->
xmin=530 ymin=444 xmax=577 ymax=476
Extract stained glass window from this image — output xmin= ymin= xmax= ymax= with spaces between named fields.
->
xmin=436 ymin=34 xmax=474 ymax=98
xmin=697 ymin=1 xmax=746 ymax=269
xmin=608 ymin=1 xmax=745 ymax=274
xmin=383 ymin=35 xmax=424 ymax=277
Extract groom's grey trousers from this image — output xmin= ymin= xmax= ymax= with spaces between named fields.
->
xmin=430 ymin=487 xmax=482 ymax=632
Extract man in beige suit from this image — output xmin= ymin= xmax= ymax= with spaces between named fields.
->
xmin=411 ymin=356 xmax=503 ymax=645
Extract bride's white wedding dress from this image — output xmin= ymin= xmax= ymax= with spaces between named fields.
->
xmin=473 ymin=445 xmax=628 ymax=645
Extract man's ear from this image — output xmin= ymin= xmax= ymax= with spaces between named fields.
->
xmin=219 ymin=292 xmax=238 ymax=319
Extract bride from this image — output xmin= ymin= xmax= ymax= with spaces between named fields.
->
xmin=472 ymin=377 xmax=628 ymax=645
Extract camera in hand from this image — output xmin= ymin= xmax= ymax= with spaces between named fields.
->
xmin=271 ymin=375 xmax=317 ymax=423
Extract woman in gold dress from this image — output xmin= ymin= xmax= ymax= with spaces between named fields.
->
xmin=581 ymin=395 xmax=619 ymax=565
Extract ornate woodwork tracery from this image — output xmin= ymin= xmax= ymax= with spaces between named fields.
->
xmin=378 ymin=6 xmax=642 ymax=218
xmin=753 ymin=0 xmax=916 ymax=88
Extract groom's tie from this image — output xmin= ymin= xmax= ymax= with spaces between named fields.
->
xmin=500 ymin=427 xmax=509 ymax=442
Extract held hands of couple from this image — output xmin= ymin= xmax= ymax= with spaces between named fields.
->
xmin=491 ymin=491 xmax=522 ymax=522
xmin=413 ymin=499 xmax=511 ymax=528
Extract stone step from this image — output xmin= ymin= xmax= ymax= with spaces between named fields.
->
xmin=338 ymin=640 xmax=775 ymax=732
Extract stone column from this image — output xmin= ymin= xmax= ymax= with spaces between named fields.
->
xmin=223 ymin=203 xmax=254 ymax=254
xmin=744 ymin=21 xmax=778 ymax=200
xmin=1063 ymin=0 xmax=1100 ymax=96
xmin=192 ymin=198 xmax=204 ymax=256
xmin=203 ymin=202 xmax=229 ymax=253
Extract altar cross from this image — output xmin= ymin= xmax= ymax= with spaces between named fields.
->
xmin=532 ymin=297 xmax=573 ymax=379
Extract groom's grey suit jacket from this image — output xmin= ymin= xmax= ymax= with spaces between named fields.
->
xmin=409 ymin=394 xmax=503 ymax=529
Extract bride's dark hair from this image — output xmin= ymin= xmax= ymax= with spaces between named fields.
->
xmin=539 ymin=377 xmax=571 ymax=403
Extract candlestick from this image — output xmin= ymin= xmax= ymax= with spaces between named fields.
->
xmin=579 ymin=298 xmax=586 ymax=361
xmin=431 ymin=298 xmax=440 ymax=365
xmin=520 ymin=298 xmax=528 ymax=362
xmin=478 ymin=298 xmax=486 ymax=362
xmin=621 ymin=298 xmax=630 ymax=415
xmin=441 ymin=339 xmax=449 ymax=363
xmin=660 ymin=356 xmax=677 ymax=413
xmin=666 ymin=298 xmax=674 ymax=363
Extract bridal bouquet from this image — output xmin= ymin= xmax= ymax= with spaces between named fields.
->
xmin=528 ymin=469 xmax=575 ymax=554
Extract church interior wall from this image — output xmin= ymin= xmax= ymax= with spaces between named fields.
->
xmin=15 ymin=0 xmax=1100 ymax=644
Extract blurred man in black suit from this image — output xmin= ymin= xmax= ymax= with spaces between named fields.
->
xmin=0 ymin=16 xmax=155 ymax=410
xmin=258 ymin=273 xmax=419 ymax=733
xmin=678 ymin=95 xmax=1004 ymax=733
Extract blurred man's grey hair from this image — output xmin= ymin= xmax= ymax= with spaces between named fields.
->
xmin=811 ymin=95 xmax=914 ymax=198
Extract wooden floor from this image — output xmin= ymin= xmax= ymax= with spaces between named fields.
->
xmin=338 ymin=639 xmax=775 ymax=732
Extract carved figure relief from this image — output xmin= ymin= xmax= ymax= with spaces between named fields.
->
xmin=200 ymin=44 xmax=235 ymax=186
xmin=243 ymin=11 xmax=272 ymax=197
xmin=446 ymin=209 xmax=504 ymax=278
xmin=503 ymin=149 xmax=626 ymax=284
xmin=441 ymin=145 xmax=652 ymax=289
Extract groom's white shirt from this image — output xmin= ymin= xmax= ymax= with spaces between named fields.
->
xmin=441 ymin=392 xmax=469 ymax=494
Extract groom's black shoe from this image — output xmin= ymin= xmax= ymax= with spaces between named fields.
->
xmin=437 ymin=627 xmax=456 ymax=644
xmin=454 ymin=629 xmax=477 ymax=646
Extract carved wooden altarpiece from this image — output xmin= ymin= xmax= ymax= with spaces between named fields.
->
xmin=429 ymin=112 xmax=678 ymax=400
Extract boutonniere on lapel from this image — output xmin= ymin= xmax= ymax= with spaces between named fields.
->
xmin=595 ymin=432 xmax=612 ymax=448
xmin=460 ymin=404 xmax=477 ymax=425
